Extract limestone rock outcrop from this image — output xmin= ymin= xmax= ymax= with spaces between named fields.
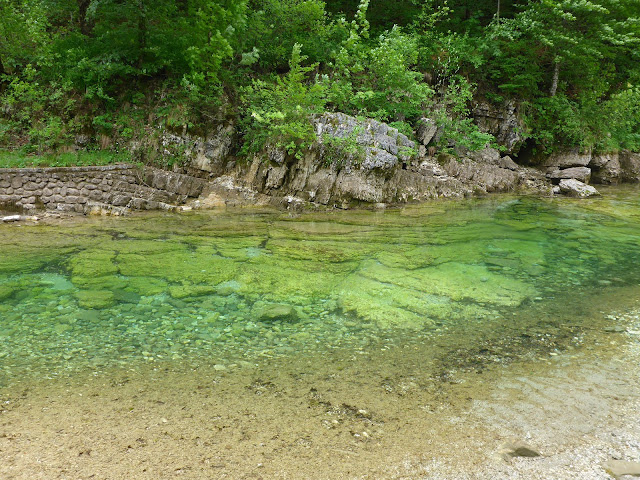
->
xmin=194 ymin=113 xmax=548 ymax=208
xmin=472 ymin=100 xmax=525 ymax=155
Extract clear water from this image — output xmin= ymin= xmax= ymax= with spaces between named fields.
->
xmin=1 ymin=188 xmax=640 ymax=388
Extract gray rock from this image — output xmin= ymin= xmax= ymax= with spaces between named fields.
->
xmin=75 ymin=134 xmax=90 ymax=147
xmin=467 ymin=147 xmax=502 ymax=165
xmin=559 ymin=179 xmax=600 ymax=197
xmin=499 ymin=156 xmax=519 ymax=170
xmin=543 ymin=149 xmax=592 ymax=168
xmin=590 ymin=153 xmax=622 ymax=184
xmin=603 ymin=460 xmax=640 ymax=478
xmin=203 ymin=112 xmax=552 ymax=207
xmin=548 ymin=167 xmax=592 ymax=183
xmin=472 ymin=100 xmax=525 ymax=154
xmin=416 ymin=117 xmax=438 ymax=146
xmin=620 ymin=150 xmax=640 ymax=182
xmin=254 ymin=303 xmax=299 ymax=323
xmin=443 ymin=157 xmax=520 ymax=193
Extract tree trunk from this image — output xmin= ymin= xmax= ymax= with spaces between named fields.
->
xmin=77 ymin=0 xmax=93 ymax=36
xmin=137 ymin=0 xmax=147 ymax=69
xmin=496 ymin=0 xmax=500 ymax=21
xmin=550 ymin=58 xmax=560 ymax=97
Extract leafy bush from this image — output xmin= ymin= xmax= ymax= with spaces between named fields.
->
xmin=240 ymin=44 xmax=327 ymax=158
xmin=1 ymin=65 xmax=78 ymax=152
xmin=325 ymin=1 xmax=433 ymax=122
xmin=241 ymin=0 xmax=345 ymax=72
xmin=434 ymin=75 xmax=495 ymax=152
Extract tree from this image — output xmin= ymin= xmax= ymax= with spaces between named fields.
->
xmin=494 ymin=0 xmax=640 ymax=98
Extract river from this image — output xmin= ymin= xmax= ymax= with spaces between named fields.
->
xmin=1 ymin=187 xmax=640 ymax=479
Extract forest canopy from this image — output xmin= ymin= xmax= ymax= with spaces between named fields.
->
xmin=1 ymin=0 xmax=639 ymax=156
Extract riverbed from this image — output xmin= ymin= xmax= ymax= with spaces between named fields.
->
xmin=1 ymin=187 xmax=640 ymax=479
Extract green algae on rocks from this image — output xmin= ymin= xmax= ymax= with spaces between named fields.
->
xmin=2 ymin=193 xmax=640 ymax=382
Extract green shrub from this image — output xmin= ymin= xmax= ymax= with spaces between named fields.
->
xmin=325 ymin=1 xmax=433 ymax=122
xmin=240 ymin=44 xmax=327 ymax=159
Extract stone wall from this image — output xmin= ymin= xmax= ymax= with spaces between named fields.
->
xmin=0 ymin=164 xmax=206 ymax=213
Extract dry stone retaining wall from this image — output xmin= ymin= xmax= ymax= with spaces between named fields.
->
xmin=0 ymin=164 xmax=206 ymax=213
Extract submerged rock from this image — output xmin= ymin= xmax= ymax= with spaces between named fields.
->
xmin=0 ymin=284 xmax=16 ymax=301
xmin=74 ymin=290 xmax=115 ymax=309
xmin=603 ymin=460 xmax=640 ymax=478
xmin=253 ymin=303 xmax=299 ymax=323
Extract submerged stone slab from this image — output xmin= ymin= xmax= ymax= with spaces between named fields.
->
xmin=253 ymin=303 xmax=299 ymax=323
xmin=603 ymin=460 xmax=640 ymax=478
xmin=74 ymin=289 xmax=115 ymax=309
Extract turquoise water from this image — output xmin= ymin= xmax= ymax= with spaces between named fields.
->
xmin=1 ymin=189 xmax=640 ymax=387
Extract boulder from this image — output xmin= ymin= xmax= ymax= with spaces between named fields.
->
xmin=498 ymin=156 xmax=519 ymax=170
xmin=467 ymin=147 xmax=502 ymax=165
xmin=558 ymin=179 xmax=600 ymax=197
xmin=548 ymin=167 xmax=591 ymax=183
xmin=416 ymin=117 xmax=438 ymax=146
xmin=542 ymin=149 xmax=592 ymax=168
xmin=443 ymin=157 xmax=521 ymax=194
xmin=590 ymin=153 xmax=622 ymax=184
xmin=620 ymin=150 xmax=640 ymax=182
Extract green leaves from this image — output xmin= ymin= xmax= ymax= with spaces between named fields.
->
xmin=326 ymin=24 xmax=433 ymax=122
xmin=240 ymin=44 xmax=327 ymax=158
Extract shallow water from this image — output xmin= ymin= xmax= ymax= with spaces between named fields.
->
xmin=1 ymin=189 xmax=640 ymax=383
xmin=2 ymin=188 xmax=640 ymax=478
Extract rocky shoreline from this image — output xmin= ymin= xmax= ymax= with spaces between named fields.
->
xmin=2 ymin=113 xmax=640 ymax=216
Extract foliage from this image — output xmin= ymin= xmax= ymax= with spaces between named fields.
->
xmin=434 ymin=75 xmax=496 ymax=152
xmin=321 ymin=127 xmax=365 ymax=168
xmin=240 ymin=44 xmax=327 ymax=158
xmin=241 ymin=0 xmax=344 ymax=72
xmin=0 ymin=149 xmax=131 ymax=168
xmin=324 ymin=1 xmax=433 ymax=122
xmin=1 ymin=0 xmax=640 ymax=159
